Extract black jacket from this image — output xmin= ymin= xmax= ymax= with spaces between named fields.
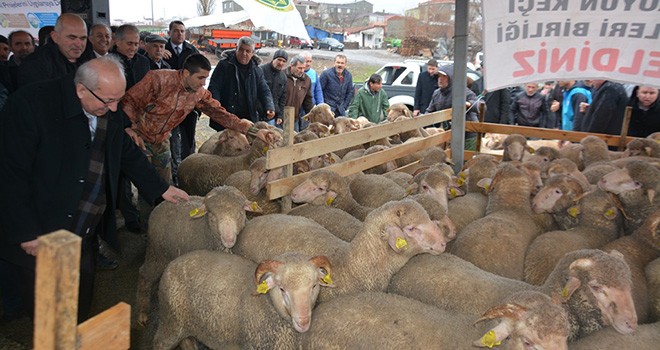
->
xmin=17 ymin=41 xmax=93 ymax=88
xmin=510 ymin=91 xmax=548 ymax=127
xmin=627 ymin=86 xmax=660 ymax=138
xmin=414 ymin=70 xmax=438 ymax=112
xmin=583 ymin=81 xmax=629 ymax=135
xmin=149 ymin=58 xmax=172 ymax=70
xmin=471 ymin=78 xmax=512 ymax=124
xmin=0 ymin=76 xmax=169 ymax=267
xmin=259 ymin=62 xmax=286 ymax=119
xmin=164 ymin=40 xmax=199 ymax=70
xmin=208 ymin=49 xmax=274 ymax=130
xmin=109 ymin=48 xmax=151 ymax=90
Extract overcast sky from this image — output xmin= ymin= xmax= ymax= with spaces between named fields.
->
xmin=110 ymin=0 xmax=420 ymax=23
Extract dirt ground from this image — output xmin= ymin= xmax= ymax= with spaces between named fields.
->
xmin=0 ymin=47 xmax=404 ymax=349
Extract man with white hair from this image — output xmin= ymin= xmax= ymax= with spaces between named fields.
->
xmin=0 ymin=55 xmax=189 ymax=322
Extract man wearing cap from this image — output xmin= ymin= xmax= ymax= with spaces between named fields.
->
xmin=413 ymin=58 xmax=439 ymax=117
xmin=259 ymin=49 xmax=287 ymax=126
xmin=145 ymin=35 xmax=171 ymax=70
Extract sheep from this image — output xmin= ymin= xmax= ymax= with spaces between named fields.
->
xmin=449 ymin=163 xmax=545 ymax=279
xmin=233 ymin=199 xmax=449 ymax=302
xmin=599 ymin=210 xmax=660 ymax=323
xmin=392 ymin=115 xmax=430 ymax=142
xmin=625 ymin=137 xmax=660 ymax=158
xmin=382 ymin=171 xmax=414 ymax=189
xmin=305 ymin=122 xmax=331 ymax=138
xmin=178 ymin=129 xmax=283 ymax=196
xmin=526 ymin=146 xmax=561 ymax=175
xmin=502 ymin=134 xmax=532 ymax=162
xmin=302 ymin=102 xmax=335 ymax=127
xmin=598 ymin=160 xmax=660 ymax=234
xmin=388 ymin=249 xmax=637 ymax=341
xmin=341 ymin=145 xmax=398 ymax=175
xmin=579 ymin=136 xmax=620 ymax=184
xmin=559 ymin=142 xmax=585 ymax=170
xmin=570 ymin=321 xmax=660 ymax=349
xmin=447 ymin=154 xmax=499 ymax=234
xmin=197 ymin=129 xmax=250 ymax=156
xmin=152 ymin=250 xmax=333 ymax=349
xmin=301 ymin=291 xmax=569 ymax=350
xmin=546 ymin=158 xmax=592 ymax=192
xmin=136 ymin=185 xmax=260 ymax=326
xmin=289 ymin=169 xmax=374 ymax=220
xmin=223 ymin=157 xmax=283 ymax=216
xmin=407 ymin=167 xmax=456 ymax=216
xmin=525 ymin=182 xmax=623 ymax=286
xmin=646 ymin=257 xmax=660 ymax=322
xmin=648 ymin=132 xmax=660 ymax=141
xmin=287 ymin=204 xmax=363 ymax=242
xmin=349 ymin=173 xmax=408 ymax=208
xmin=386 ymin=102 xmax=413 ymax=122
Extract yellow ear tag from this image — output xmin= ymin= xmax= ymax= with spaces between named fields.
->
xmin=251 ymin=202 xmax=260 ymax=211
xmin=262 ymin=146 xmax=269 ymax=154
xmin=603 ymin=208 xmax=616 ymax=220
xmin=529 ymin=148 xmax=535 ymax=154
xmin=395 ymin=237 xmax=408 ymax=250
xmin=456 ymin=177 xmax=465 ymax=186
xmin=449 ymin=188 xmax=458 ymax=198
xmin=561 ymin=286 xmax=569 ymax=299
xmin=256 ymin=281 xmax=269 ymax=294
xmin=322 ymin=273 xmax=333 ymax=285
xmin=484 ymin=183 xmax=490 ymax=191
xmin=567 ymin=206 xmax=580 ymax=218
xmin=459 ymin=171 xmax=467 ymax=180
xmin=326 ymin=197 xmax=335 ymax=206
xmin=480 ymin=330 xmax=502 ymax=348
xmin=189 ymin=207 xmax=206 ymax=217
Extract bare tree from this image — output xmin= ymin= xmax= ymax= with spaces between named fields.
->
xmin=197 ymin=0 xmax=216 ymax=16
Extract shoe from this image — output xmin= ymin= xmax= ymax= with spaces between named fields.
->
xmin=96 ymin=253 xmax=119 ymax=270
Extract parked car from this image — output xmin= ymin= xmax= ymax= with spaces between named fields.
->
xmin=317 ymin=38 xmax=344 ymax=51
xmin=300 ymin=38 xmax=314 ymax=49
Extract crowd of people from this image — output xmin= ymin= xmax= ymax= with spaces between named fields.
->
xmin=0 ymin=11 xmax=658 ymax=328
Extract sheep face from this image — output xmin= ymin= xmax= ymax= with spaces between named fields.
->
xmin=386 ymin=103 xmax=412 ymax=122
xmin=303 ymin=103 xmax=335 ymax=126
xmin=290 ymin=177 xmax=330 ymax=203
xmin=503 ymin=135 xmax=529 ymax=162
xmin=255 ymin=254 xmax=333 ymax=333
xmin=532 ymin=176 xmax=585 ymax=214
xmin=216 ymin=129 xmax=250 ymax=156
xmin=597 ymin=168 xmax=640 ymax=194
xmin=333 ymin=117 xmax=360 ymax=134
xmin=473 ymin=291 xmax=569 ymax=350
xmin=196 ymin=186 xmax=257 ymax=248
xmin=380 ymin=200 xmax=449 ymax=255
xmin=561 ymin=250 xmax=637 ymax=336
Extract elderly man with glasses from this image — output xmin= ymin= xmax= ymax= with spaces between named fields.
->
xmin=0 ymin=55 xmax=189 ymax=323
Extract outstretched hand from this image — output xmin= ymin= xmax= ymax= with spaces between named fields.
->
xmin=162 ymin=186 xmax=190 ymax=204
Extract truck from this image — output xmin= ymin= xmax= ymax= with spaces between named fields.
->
xmin=373 ymin=59 xmax=479 ymax=111
xmin=201 ymin=28 xmax=262 ymax=58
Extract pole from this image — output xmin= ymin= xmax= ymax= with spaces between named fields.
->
xmin=618 ymin=106 xmax=632 ymax=151
xmin=450 ymin=0 xmax=468 ymax=173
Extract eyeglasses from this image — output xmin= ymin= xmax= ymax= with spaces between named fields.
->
xmin=82 ymin=84 xmax=123 ymax=106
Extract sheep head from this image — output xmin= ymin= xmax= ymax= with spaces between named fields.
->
xmin=532 ymin=175 xmax=587 ymax=214
xmin=190 ymin=186 xmax=261 ymax=248
xmin=557 ymin=249 xmax=637 ymax=336
xmin=290 ymin=170 xmax=347 ymax=204
xmin=473 ymin=291 xmax=569 ymax=350
xmin=502 ymin=134 xmax=529 ymax=162
xmin=249 ymin=157 xmax=284 ymax=196
xmin=213 ymin=129 xmax=250 ymax=156
xmin=598 ymin=161 xmax=660 ymax=204
xmin=634 ymin=209 xmax=660 ymax=251
xmin=302 ymin=103 xmax=335 ymax=126
xmin=306 ymin=122 xmax=331 ymax=138
xmin=254 ymin=253 xmax=334 ymax=333
xmin=546 ymin=158 xmax=591 ymax=192
xmin=376 ymin=200 xmax=448 ymax=255
xmin=386 ymin=103 xmax=412 ymax=122
xmin=624 ymin=138 xmax=660 ymax=157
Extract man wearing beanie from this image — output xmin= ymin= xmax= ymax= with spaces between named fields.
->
xmin=259 ymin=49 xmax=288 ymax=126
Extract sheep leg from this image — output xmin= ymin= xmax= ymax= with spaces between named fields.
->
xmin=136 ymin=252 xmax=166 ymax=326
xmin=152 ymin=320 xmax=187 ymax=350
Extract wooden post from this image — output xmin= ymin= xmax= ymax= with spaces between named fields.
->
xmin=475 ymin=100 xmax=486 ymax=152
xmin=281 ymin=106 xmax=295 ymax=212
xmin=33 ymin=230 xmax=131 ymax=349
xmin=34 ymin=230 xmax=81 ymax=350
xmin=618 ymin=106 xmax=632 ymax=151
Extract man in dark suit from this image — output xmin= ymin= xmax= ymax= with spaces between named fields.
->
xmin=0 ymin=56 xmax=189 ymax=322
xmin=164 ymin=20 xmax=200 ymax=184
xmin=144 ymin=34 xmax=171 ymax=70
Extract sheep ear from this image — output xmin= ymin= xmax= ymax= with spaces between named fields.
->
xmin=648 ymin=189 xmax=655 ymax=205
xmin=244 ymin=200 xmax=262 ymax=213
xmin=254 ymin=260 xmax=283 ymax=295
xmin=608 ymin=249 xmax=625 ymax=260
xmin=302 ymin=113 xmax=310 ymax=121
xmin=437 ymin=216 xmax=457 ymax=240
xmin=189 ymin=204 xmax=207 ymax=219
xmin=447 ymin=186 xmax=464 ymax=199
xmin=473 ymin=305 xmax=522 ymax=348
xmin=644 ymin=146 xmax=653 ymax=156
xmin=477 ymin=178 xmax=492 ymax=192
xmin=405 ymin=182 xmax=418 ymax=195
xmin=309 ymin=255 xmax=336 ymax=288
xmin=559 ymin=276 xmax=582 ymax=302
xmin=384 ymin=225 xmax=409 ymax=253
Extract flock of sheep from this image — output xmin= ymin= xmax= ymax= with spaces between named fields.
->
xmin=136 ymin=102 xmax=660 ymax=349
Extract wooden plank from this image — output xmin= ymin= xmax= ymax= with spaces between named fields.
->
xmin=34 ymin=230 xmax=82 ymax=350
xmin=266 ymin=131 xmax=452 ymax=200
xmin=464 ymin=150 xmax=503 ymax=161
xmin=465 ymin=122 xmax=624 ymax=146
xmin=76 ymin=303 xmax=130 ymax=350
xmin=281 ymin=107 xmax=295 ymax=212
xmin=618 ymin=106 xmax=633 ymax=151
xmin=265 ymin=109 xmax=452 ymax=169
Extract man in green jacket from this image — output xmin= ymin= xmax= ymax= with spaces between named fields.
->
xmin=349 ymin=73 xmax=389 ymax=123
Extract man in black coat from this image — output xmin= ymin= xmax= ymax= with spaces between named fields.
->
xmin=208 ymin=36 xmax=274 ymax=131
xmin=470 ymin=62 xmax=512 ymax=124
xmin=259 ymin=49 xmax=287 ymax=125
xmin=109 ymin=24 xmax=150 ymax=90
xmin=17 ymin=13 xmax=93 ymax=87
xmin=413 ymin=58 xmax=439 ymax=117
xmin=0 ymin=56 xmax=189 ymax=322
xmin=582 ymin=80 xmax=628 ymax=135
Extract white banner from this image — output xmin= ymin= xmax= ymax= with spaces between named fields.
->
xmin=0 ymin=0 xmax=60 ymax=38
xmin=483 ymin=0 xmax=660 ymax=90
xmin=233 ymin=0 xmax=310 ymax=41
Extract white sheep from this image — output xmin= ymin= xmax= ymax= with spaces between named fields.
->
xmin=152 ymin=250 xmax=333 ymax=349
xmin=301 ymin=291 xmax=569 ymax=350
xmin=525 ymin=178 xmax=622 ymax=286
xmin=646 ymin=257 xmax=660 ymax=322
xmin=197 ymin=129 xmax=250 ymax=156
xmin=389 ymin=249 xmax=638 ymax=341
xmin=449 ymin=163 xmax=545 ymax=279
xmin=599 ymin=210 xmax=660 ymax=323
xmin=287 ymin=204 xmax=363 ymax=242
xmin=570 ymin=321 xmax=660 ymax=350
xmin=233 ymin=199 xmax=449 ymax=302
xmin=223 ymin=157 xmax=284 ymax=217
xmin=136 ymin=185 xmax=260 ymax=325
